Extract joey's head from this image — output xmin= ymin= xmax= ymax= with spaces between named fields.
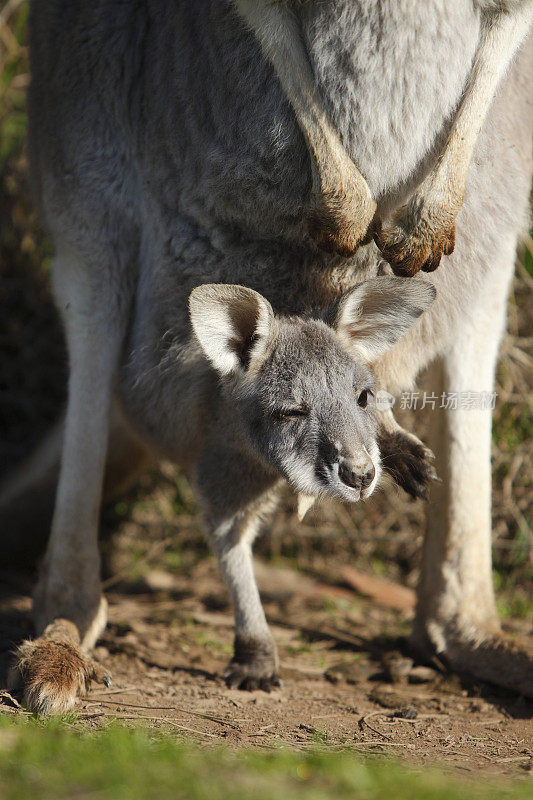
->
xmin=189 ymin=278 xmax=435 ymax=505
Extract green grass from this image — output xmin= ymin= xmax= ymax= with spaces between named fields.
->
xmin=493 ymin=399 xmax=533 ymax=452
xmin=0 ymin=718 xmax=531 ymax=800
xmin=494 ymin=568 xmax=533 ymax=618
xmin=0 ymin=3 xmax=28 ymax=167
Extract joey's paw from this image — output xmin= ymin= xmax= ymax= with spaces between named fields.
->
xmin=224 ymin=636 xmax=280 ymax=692
xmin=9 ymin=620 xmax=111 ymax=716
xmin=307 ymin=190 xmax=381 ymax=258
xmin=224 ymin=664 xmax=281 ymax=692
xmin=375 ymin=203 xmax=455 ymax=276
xmin=378 ymin=429 xmax=439 ymax=500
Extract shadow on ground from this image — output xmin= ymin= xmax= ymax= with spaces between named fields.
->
xmin=1 ymin=560 xmax=531 ymax=776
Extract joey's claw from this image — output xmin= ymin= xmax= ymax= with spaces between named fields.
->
xmin=225 ymin=665 xmax=281 ymax=692
xmin=261 ymin=676 xmax=281 ymax=691
xmin=422 ymin=445 xmax=436 ymax=461
xmin=225 ymin=635 xmax=280 ymax=692
xmin=378 ymin=430 xmax=440 ymax=500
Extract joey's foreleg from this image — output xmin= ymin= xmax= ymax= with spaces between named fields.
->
xmin=376 ymin=3 xmax=533 ymax=275
xmin=232 ymin=0 xmax=380 ymax=256
xmin=197 ymin=447 xmax=281 ymax=690
xmin=376 ymin=407 xmax=439 ymax=501
xmin=214 ymin=527 xmax=281 ymax=690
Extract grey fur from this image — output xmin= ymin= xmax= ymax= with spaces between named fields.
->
xmin=187 ymin=279 xmax=434 ymax=504
xmin=15 ymin=0 xmax=533 ymax=706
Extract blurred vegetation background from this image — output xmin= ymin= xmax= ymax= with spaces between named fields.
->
xmin=0 ymin=1 xmax=531 ymax=616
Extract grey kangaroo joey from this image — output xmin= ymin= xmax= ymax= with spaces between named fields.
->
xmin=9 ymin=276 xmax=436 ymax=710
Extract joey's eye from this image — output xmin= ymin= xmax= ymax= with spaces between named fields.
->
xmin=274 ymin=405 xmax=310 ymax=421
xmin=357 ymin=389 xmax=372 ymax=409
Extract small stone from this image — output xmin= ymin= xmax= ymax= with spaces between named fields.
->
xmin=408 ymin=665 xmax=438 ymax=684
xmin=393 ymin=706 xmax=418 ymax=720
xmin=369 ymin=686 xmax=406 ymax=709
xmin=469 ymin=699 xmax=491 ymax=713
xmin=324 ymin=660 xmax=370 ymax=685
xmin=382 ymin=652 xmax=413 ymax=683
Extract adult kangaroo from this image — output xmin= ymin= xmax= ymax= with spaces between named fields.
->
xmin=7 ymin=0 xmax=533 ymax=712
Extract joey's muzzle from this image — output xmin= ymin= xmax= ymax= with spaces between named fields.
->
xmin=338 ymin=454 xmax=375 ymax=491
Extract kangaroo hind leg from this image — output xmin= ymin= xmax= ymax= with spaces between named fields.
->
xmin=10 ymin=243 xmax=132 ymax=714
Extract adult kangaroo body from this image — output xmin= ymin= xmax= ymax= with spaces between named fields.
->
xmin=12 ymin=0 xmax=532 ymax=711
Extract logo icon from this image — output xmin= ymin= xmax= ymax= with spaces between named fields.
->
xmin=375 ymin=390 xmax=396 ymax=411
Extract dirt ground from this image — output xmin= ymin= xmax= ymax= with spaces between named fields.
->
xmin=1 ymin=557 xmax=531 ymax=779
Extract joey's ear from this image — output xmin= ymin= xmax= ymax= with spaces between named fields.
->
xmin=189 ymin=284 xmax=274 ymax=375
xmin=331 ymin=277 xmax=436 ymax=364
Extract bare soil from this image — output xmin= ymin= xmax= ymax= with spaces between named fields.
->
xmin=1 ymin=559 xmax=531 ymax=779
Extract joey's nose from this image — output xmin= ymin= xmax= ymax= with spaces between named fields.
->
xmin=360 ymin=464 xmax=376 ymax=489
xmin=338 ymin=457 xmax=375 ymax=490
